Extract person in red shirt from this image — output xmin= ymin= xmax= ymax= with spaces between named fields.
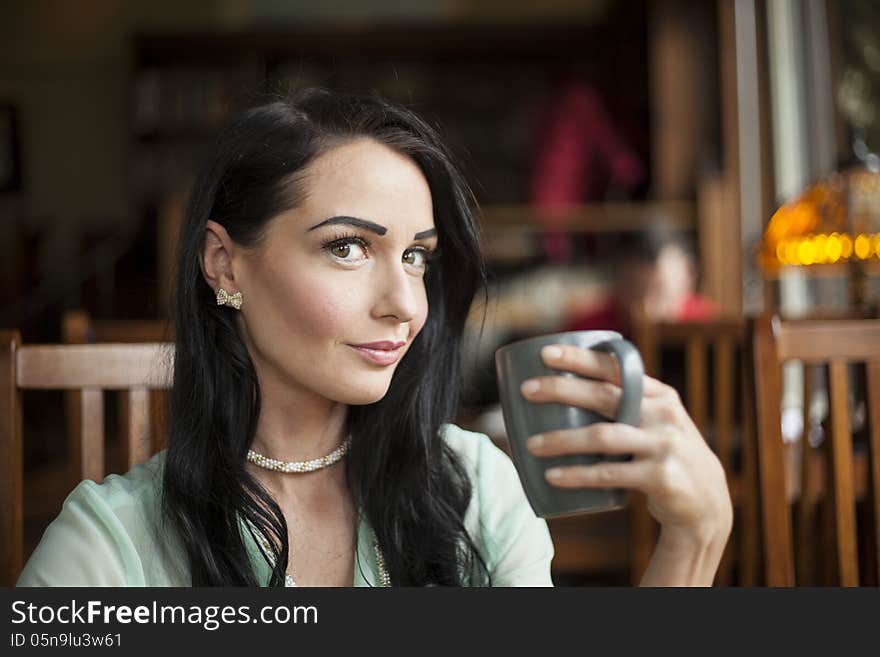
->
xmin=565 ymin=229 xmax=719 ymax=338
xmin=529 ymin=79 xmax=646 ymax=263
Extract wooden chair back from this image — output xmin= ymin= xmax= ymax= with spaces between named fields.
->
xmin=631 ymin=317 xmax=760 ymax=586
xmin=753 ymin=315 xmax=880 ymax=586
xmin=0 ymin=330 xmax=173 ymax=586
xmin=62 ymin=310 xmax=173 ymax=474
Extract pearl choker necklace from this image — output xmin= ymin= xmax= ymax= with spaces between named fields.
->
xmin=247 ymin=436 xmax=352 ymax=473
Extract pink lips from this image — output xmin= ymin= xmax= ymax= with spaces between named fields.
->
xmin=349 ymin=340 xmax=406 ymax=366
xmin=353 ymin=341 xmax=406 ymax=350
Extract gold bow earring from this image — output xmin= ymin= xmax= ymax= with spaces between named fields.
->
xmin=216 ymin=287 xmax=243 ymax=310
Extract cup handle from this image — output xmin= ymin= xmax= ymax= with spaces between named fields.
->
xmin=592 ymin=338 xmax=644 ymax=426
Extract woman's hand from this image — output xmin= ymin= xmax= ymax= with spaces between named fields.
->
xmin=520 ymin=344 xmax=733 ymax=581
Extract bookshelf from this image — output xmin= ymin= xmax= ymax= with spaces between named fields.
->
xmin=129 ymin=17 xmax=650 ymax=201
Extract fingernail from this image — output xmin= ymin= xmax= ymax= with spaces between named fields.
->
xmin=542 ymin=345 xmax=562 ymax=360
xmin=545 ymin=468 xmax=563 ymax=480
xmin=526 ymin=434 xmax=544 ymax=451
xmin=520 ymin=379 xmax=540 ymax=395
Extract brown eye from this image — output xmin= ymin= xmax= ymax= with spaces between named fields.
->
xmin=323 ymin=237 xmax=368 ymax=261
xmin=403 ymin=248 xmax=431 ymax=268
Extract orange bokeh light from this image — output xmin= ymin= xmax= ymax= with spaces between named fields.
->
xmin=797 ymin=239 xmax=816 ymax=265
xmin=840 ymin=234 xmax=853 ymax=259
xmin=826 ymin=234 xmax=842 ymax=263
xmin=854 ymin=234 xmax=871 ymax=260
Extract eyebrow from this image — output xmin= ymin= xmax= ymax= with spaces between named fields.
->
xmin=307 ymin=215 xmax=437 ymax=241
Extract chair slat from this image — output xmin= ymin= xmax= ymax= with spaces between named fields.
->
xmin=634 ymin=320 xmax=660 ymax=379
xmin=18 ymin=343 xmax=173 ymax=389
xmin=738 ymin=342 xmax=760 ymax=586
xmin=686 ymin=336 xmax=707 ymax=435
xmin=80 ymin=389 xmax=105 ymax=483
xmin=867 ymin=359 xmax=880 ymax=586
xmin=628 ymin=318 xmax=659 ymax=584
xmin=118 ymin=389 xmax=130 ymax=469
xmin=0 ymin=331 xmax=23 ymax=586
xmin=124 ymin=388 xmax=152 ymax=469
xmin=754 ymin=318 xmax=795 ymax=586
xmin=828 ymin=360 xmax=859 ymax=586
xmin=712 ymin=335 xmax=734 ymax=586
xmin=796 ymin=364 xmax=817 ymax=585
xmin=714 ymin=335 xmax=734 ymax=471
xmin=151 ymin=391 xmax=168 ymax=452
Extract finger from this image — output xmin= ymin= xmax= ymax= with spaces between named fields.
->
xmin=539 ymin=344 xmax=669 ymax=397
xmin=639 ymin=396 xmax=689 ymax=431
xmin=643 ymin=375 xmax=673 ymax=398
xmin=526 ymin=423 xmax=658 ymax=458
xmin=520 ymin=376 xmax=687 ymax=432
xmin=544 ymin=459 xmax=653 ymax=491
xmin=521 ymin=374 xmax=622 ymax=419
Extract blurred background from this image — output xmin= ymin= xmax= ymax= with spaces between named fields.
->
xmin=2 ymin=0 xmax=879 ymax=586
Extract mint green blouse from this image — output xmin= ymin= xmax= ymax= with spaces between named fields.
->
xmin=17 ymin=424 xmax=554 ymax=587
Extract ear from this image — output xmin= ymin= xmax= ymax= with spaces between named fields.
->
xmin=200 ymin=220 xmax=240 ymax=294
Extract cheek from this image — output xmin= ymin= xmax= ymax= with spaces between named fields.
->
xmin=419 ymin=295 xmax=430 ymax=328
xmin=276 ymin=274 xmax=361 ymax=339
xmin=411 ymin=284 xmax=430 ymax=337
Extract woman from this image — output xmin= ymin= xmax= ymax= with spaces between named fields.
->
xmin=18 ymin=88 xmax=731 ymax=587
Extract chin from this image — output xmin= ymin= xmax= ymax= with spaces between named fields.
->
xmin=343 ymin=391 xmax=389 ymax=405
xmin=335 ymin=377 xmax=394 ymax=406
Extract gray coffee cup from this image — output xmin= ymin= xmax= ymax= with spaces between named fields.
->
xmin=495 ymin=330 xmax=644 ymax=517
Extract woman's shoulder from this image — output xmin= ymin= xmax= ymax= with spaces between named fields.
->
xmin=17 ymin=452 xmax=170 ymax=587
xmin=439 ymin=422 xmax=527 ymax=499
xmin=439 ymin=422 xmax=528 ymax=511
xmin=440 ymin=422 xmax=507 ymax=468
xmin=440 ymin=423 xmax=554 ymax=585
xmin=72 ymin=451 xmax=166 ymax=518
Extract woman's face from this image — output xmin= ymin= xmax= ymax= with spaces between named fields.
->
xmin=224 ymin=137 xmax=437 ymax=405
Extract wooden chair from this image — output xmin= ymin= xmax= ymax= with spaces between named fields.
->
xmin=753 ymin=315 xmax=880 ymax=586
xmin=631 ymin=317 xmax=761 ymax=586
xmin=0 ymin=330 xmax=173 ymax=586
xmin=62 ymin=310 xmax=173 ymax=467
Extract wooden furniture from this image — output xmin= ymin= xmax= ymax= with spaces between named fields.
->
xmin=631 ymin=317 xmax=760 ymax=586
xmin=753 ymin=315 xmax=880 ymax=586
xmin=0 ymin=330 xmax=173 ymax=586
xmin=62 ymin=310 xmax=173 ymax=470
xmin=13 ymin=312 xmax=174 ymax=569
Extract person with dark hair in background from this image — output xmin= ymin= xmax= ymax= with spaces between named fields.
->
xmin=564 ymin=229 xmax=719 ymax=338
xmin=18 ymin=89 xmax=731 ymax=587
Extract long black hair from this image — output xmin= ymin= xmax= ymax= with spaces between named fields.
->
xmin=161 ymin=88 xmax=491 ymax=586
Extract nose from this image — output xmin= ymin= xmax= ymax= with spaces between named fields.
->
xmin=371 ymin=260 xmax=419 ymax=323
